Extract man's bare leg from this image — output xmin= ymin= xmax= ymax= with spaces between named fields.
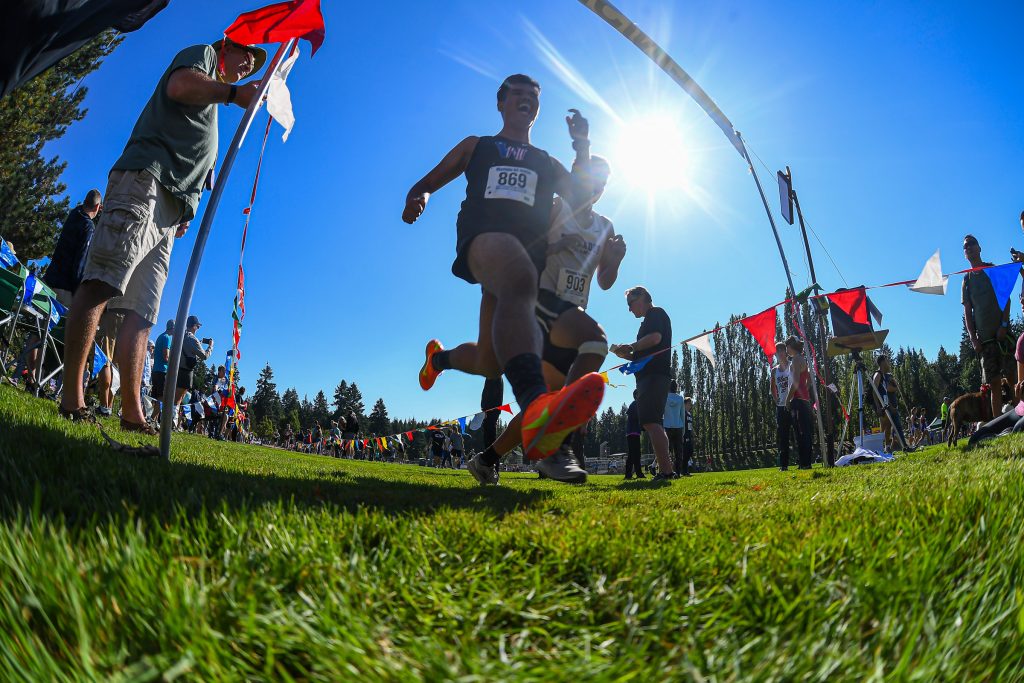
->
xmin=59 ymin=280 xmax=117 ymax=413
xmin=115 ymin=311 xmax=152 ymax=425
xmin=644 ymin=422 xmax=674 ymax=475
xmin=446 ymin=291 xmax=501 ymax=378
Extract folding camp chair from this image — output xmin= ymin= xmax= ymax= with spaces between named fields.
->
xmin=2 ymin=269 xmax=67 ymax=395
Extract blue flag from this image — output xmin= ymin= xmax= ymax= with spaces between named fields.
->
xmin=91 ymin=343 xmax=108 ymax=379
xmin=618 ymin=356 xmax=653 ymax=375
xmin=47 ymin=297 xmax=67 ymax=331
xmin=22 ymin=272 xmax=42 ymax=305
xmin=457 ymin=416 xmax=467 ymax=433
xmin=984 ymin=263 xmax=1021 ymax=311
xmin=0 ymin=238 xmax=17 ymax=268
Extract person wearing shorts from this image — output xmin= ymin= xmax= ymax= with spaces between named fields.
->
xmin=612 ymin=286 xmax=675 ymax=480
xmin=403 ymin=74 xmax=604 ymax=475
xmin=58 ymin=37 xmax=265 ymax=433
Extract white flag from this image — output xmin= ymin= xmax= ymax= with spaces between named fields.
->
xmin=908 ymin=249 xmax=948 ymax=295
xmin=266 ymin=46 xmax=300 ymax=142
xmin=687 ymin=333 xmax=716 ymax=369
xmin=469 ymin=412 xmax=485 ymax=431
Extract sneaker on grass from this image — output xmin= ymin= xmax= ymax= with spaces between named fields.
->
xmin=536 ymin=446 xmax=587 ymax=484
xmin=521 ymin=372 xmax=604 ymax=460
xmin=467 ymin=453 xmax=499 ymax=486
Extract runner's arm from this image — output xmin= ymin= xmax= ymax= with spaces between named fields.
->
xmin=596 ymin=225 xmax=625 ymax=290
xmin=402 ymin=136 xmax=478 ymax=224
xmin=552 ymin=109 xmax=592 ymax=210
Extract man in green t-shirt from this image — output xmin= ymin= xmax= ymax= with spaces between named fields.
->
xmin=59 ymin=38 xmax=266 ymax=433
xmin=962 ymin=233 xmax=1017 ymax=419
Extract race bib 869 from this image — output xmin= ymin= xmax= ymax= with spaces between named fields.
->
xmin=484 ymin=166 xmax=538 ymax=206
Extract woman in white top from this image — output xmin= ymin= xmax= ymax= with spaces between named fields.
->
xmin=770 ymin=340 xmax=793 ymax=470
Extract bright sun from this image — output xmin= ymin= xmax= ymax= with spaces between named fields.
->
xmin=611 ymin=113 xmax=693 ymax=192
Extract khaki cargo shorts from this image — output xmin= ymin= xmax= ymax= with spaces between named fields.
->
xmin=980 ymin=338 xmax=1017 ymax=386
xmin=83 ymin=169 xmax=184 ymax=325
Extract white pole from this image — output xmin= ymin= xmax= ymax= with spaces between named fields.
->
xmin=160 ymin=39 xmax=296 ymax=460
xmin=737 ymin=132 xmax=830 ymax=467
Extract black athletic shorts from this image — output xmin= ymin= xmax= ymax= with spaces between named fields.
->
xmin=636 ymin=374 xmax=671 ymax=425
xmin=536 ymin=289 xmax=579 ymax=375
xmin=452 ymin=222 xmax=548 ymax=285
xmin=151 ymin=370 xmax=166 ymax=398
xmin=176 ymin=367 xmax=194 ymax=391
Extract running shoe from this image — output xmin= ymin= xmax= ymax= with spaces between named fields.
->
xmin=536 ymin=445 xmax=587 ymax=483
xmin=521 ymin=372 xmax=604 ymax=461
xmin=467 ymin=453 xmax=499 ymax=486
xmin=419 ymin=339 xmax=444 ymax=391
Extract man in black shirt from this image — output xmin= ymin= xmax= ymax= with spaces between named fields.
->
xmin=44 ymin=189 xmax=102 ymax=304
xmin=611 ymin=286 xmax=675 ymax=480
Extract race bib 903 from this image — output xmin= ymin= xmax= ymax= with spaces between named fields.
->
xmin=484 ymin=165 xmax=538 ymax=206
xmin=556 ymin=267 xmax=588 ymax=307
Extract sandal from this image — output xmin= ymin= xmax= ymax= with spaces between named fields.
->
xmin=59 ymin=405 xmax=95 ymax=423
xmin=120 ymin=419 xmax=158 ymax=436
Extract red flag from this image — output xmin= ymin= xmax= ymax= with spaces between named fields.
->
xmin=740 ymin=308 xmax=778 ymax=360
xmin=826 ymin=287 xmax=868 ymax=325
xmin=499 ymin=404 xmax=513 ymax=415
xmin=224 ymin=0 xmax=326 ymax=55
xmin=405 ymin=431 xmax=414 ymax=441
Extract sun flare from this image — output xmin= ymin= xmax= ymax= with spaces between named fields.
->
xmin=611 ymin=113 xmax=693 ymax=193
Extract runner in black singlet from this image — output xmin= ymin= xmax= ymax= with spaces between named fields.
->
xmin=402 ymin=74 xmax=605 ymax=476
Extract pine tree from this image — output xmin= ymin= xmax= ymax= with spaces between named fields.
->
xmin=368 ymin=398 xmax=390 ymax=435
xmin=345 ymin=383 xmax=365 ymax=420
xmin=332 ymin=380 xmax=349 ymax=418
xmin=0 ymin=31 xmax=122 ymax=258
xmin=312 ymin=390 xmax=331 ymax=427
xmin=299 ymin=396 xmax=313 ymax=429
xmin=251 ymin=363 xmax=282 ymax=426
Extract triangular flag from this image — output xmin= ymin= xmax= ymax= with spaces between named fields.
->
xmin=867 ymin=297 xmax=883 ymax=327
xmin=826 ymin=288 xmax=868 ymax=325
xmin=984 ymin=263 xmax=1021 ymax=311
xmin=224 ymin=0 xmax=326 ymax=56
xmin=740 ymin=308 xmax=778 ymax=360
xmin=266 ymin=44 xmax=300 ymax=141
xmin=908 ymin=249 xmax=948 ymax=295
xmin=91 ymin=343 xmax=108 ymax=379
xmin=499 ymin=404 xmax=513 ymax=415
xmin=468 ymin=413 xmax=484 ymax=431
xmin=618 ymin=355 xmax=653 ymax=375
xmin=599 ymin=371 xmax=610 ymax=384
xmin=457 ymin=416 xmax=467 ymax=433
xmin=405 ymin=430 xmax=414 ymax=441
xmin=686 ymin=332 xmax=717 ymax=369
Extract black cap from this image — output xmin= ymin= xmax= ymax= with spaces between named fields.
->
xmin=186 ymin=315 xmax=201 ymax=328
xmin=165 ymin=319 xmax=175 ymax=331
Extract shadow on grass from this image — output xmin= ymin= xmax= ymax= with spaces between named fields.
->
xmin=0 ymin=415 xmax=552 ymax=528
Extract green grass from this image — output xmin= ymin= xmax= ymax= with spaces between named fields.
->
xmin=2 ymin=383 xmax=1024 ymax=681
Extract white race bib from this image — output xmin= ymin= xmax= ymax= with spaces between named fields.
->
xmin=484 ymin=166 xmax=537 ymax=206
xmin=556 ymin=267 xmax=588 ymax=307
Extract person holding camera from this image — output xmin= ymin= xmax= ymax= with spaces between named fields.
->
xmin=174 ymin=314 xmax=213 ymax=425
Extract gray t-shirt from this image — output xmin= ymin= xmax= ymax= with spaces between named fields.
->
xmin=113 ymin=44 xmax=219 ymax=221
xmin=183 ymin=331 xmax=211 ymax=362
xmin=961 ymin=265 xmax=1003 ymax=343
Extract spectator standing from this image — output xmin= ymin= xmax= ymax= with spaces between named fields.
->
xmin=962 ymin=234 xmax=1017 ymax=418
xmin=681 ymin=396 xmax=694 ymax=476
xmin=141 ymin=339 xmax=154 ymax=413
xmin=430 ymin=428 xmax=446 ymax=467
xmin=940 ymin=396 xmax=951 ymax=441
xmin=770 ymin=341 xmax=794 ymax=471
xmin=664 ymin=380 xmax=685 ymax=474
xmin=58 ymin=37 xmax=266 ymax=433
xmin=175 ymin=314 xmax=212 ymax=419
xmin=871 ymin=355 xmax=910 ymax=452
xmin=611 ymin=286 xmax=675 ymax=480
xmin=343 ymin=411 xmax=360 ymax=458
xmin=623 ymin=391 xmax=644 ymax=480
xmin=450 ymin=427 xmax=465 ymax=469
xmin=786 ymin=336 xmax=815 ymax=469
xmin=43 ymin=189 xmax=102 ymax=306
xmin=150 ymin=320 xmax=174 ymax=422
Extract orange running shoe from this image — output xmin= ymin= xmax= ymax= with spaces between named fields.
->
xmin=419 ymin=339 xmax=444 ymax=391
xmin=521 ymin=372 xmax=605 ymax=460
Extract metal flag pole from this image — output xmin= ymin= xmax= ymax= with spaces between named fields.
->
xmin=737 ymin=132 xmax=830 ymax=467
xmin=160 ymin=39 xmax=296 ymax=460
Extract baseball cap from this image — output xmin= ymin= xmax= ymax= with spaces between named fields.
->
xmin=187 ymin=315 xmax=202 ymax=327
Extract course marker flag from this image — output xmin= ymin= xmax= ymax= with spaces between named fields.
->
xmin=578 ymin=0 xmax=743 ymax=157
xmin=686 ymin=332 xmax=717 ymax=369
xmin=740 ymin=308 xmax=778 ymax=360
xmin=983 ymin=262 xmax=1020 ymax=311
xmin=225 ymin=0 xmax=325 ymax=55
xmin=908 ymin=250 xmax=948 ymax=295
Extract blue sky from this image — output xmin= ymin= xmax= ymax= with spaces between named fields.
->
xmin=48 ymin=0 xmax=1024 ymax=424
